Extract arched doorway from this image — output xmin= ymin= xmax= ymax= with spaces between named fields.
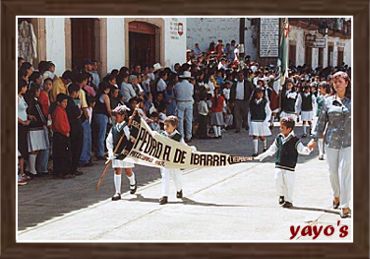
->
xmin=128 ymin=21 xmax=159 ymax=68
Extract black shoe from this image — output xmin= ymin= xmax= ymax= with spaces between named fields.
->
xmin=319 ymin=155 xmax=324 ymax=160
xmin=81 ymin=161 xmax=94 ymax=167
xmin=130 ymin=182 xmax=137 ymax=194
xmin=282 ymin=201 xmax=293 ymax=208
xmin=112 ymin=193 xmax=121 ymax=201
xmin=339 ymin=208 xmax=351 ymax=218
xmin=58 ymin=174 xmax=75 ymax=179
xmin=302 ymin=134 xmax=307 ymax=138
xmin=159 ymin=196 xmax=168 ymax=205
xmin=263 ymin=148 xmax=267 ymax=152
xmin=185 ymin=138 xmax=192 ymax=143
xmin=72 ymin=170 xmax=83 ymax=176
xmin=333 ymin=201 xmax=340 ymax=209
xmin=245 ymin=127 xmax=249 ymax=131
xmin=252 ymin=153 xmax=258 ymax=157
xmin=235 ymin=130 xmax=240 ymax=133
xmin=176 ymin=190 xmax=183 ymax=199
xmin=279 ymin=196 xmax=285 ymax=205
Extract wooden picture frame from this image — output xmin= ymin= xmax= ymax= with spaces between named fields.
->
xmin=2 ymin=0 xmax=369 ymax=257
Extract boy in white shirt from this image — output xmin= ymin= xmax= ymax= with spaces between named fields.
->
xmin=255 ymin=117 xmax=313 ymax=208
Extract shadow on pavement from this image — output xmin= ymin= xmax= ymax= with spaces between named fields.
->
xmin=128 ymin=194 xmax=254 ymax=208
xmin=290 ymin=206 xmax=340 ymax=215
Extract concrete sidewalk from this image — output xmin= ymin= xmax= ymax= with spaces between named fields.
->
xmin=18 ymin=156 xmax=353 ymax=242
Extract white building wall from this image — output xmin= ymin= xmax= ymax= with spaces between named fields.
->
xmin=244 ymin=19 xmax=257 ymax=59
xmin=343 ymin=39 xmax=351 ymax=66
xmin=323 ymin=36 xmax=329 ymax=67
xmin=311 ymin=48 xmax=319 ymax=69
xmin=45 ymin=18 xmax=65 ymax=76
xmin=288 ymin=26 xmax=305 ymax=66
xmin=164 ymin=17 xmax=187 ymax=69
xmin=107 ymin=18 xmax=125 ymax=72
xmin=186 ymin=18 xmax=239 ymax=52
xmin=289 ymin=25 xmax=351 ymax=68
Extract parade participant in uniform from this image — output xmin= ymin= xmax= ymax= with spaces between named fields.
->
xmin=210 ymin=87 xmax=225 ymax=139
xmin=313 ymin=81 xmax=331 ymax=160
xmin=256 ymin=117 xmax=313 ymax=208
xmin=158 ymin=116 xmax=189 ymax=205
xmin=280 ymin=79 xmax=298 ymax=122
xmin=248 ymin=88 xmax=272 ymax=156
xmin=295 ymin=84 xmax=316 ymax=137
xmin=106 ymin=104 xmax=137 ymax=201
xmin=308 ymin=71 xmax=352 ymax=218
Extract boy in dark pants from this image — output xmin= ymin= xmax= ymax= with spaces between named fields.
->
xmin=67 ymin=84 xmax=83 ymax=176
xmin=255 ymin=117 xmax=313 ymax=208
xmin=52 ymin=94 xmax=74 ymax=179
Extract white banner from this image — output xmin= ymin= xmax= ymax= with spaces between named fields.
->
xmin=118 ymin=113 xmax=253 ymax=169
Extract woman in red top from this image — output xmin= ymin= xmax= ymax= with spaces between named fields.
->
xmin=210 ymin=87 xmax=225 ymax=138
xmin=52 ymin=93 xmax=74 ymax=179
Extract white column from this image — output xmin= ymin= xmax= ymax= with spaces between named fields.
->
xmin=296 ymin=29 xmax=305 ymax=66
xmin=333 ymin=40 xmax=339 ymax=67
xmin=344 ymin=39 xmax=351 ymax=66
xmin=106 ymin=18 xmax=125 ymax=72
xmin=311 ymin=48 xmax=318 ymax=69
xmin=45 ymin=18 xmax=65 ymax=76
xmin=323 ymin=36 xmax=328 ymax=67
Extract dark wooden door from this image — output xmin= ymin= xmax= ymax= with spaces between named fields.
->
xmin=71 ymin=18 xmax=97 ymax=71
xmin=305 ymin=46 xmax=312 ymax=68
xmin=289 ymin=44 xmax=296 ymax=66
xmin=129 ymin=32 xmax=155 ymax=69
xmin=318 ymin=47 xmax=324 ymax=67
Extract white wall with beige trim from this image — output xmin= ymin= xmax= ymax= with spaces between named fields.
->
xmin=164 ymin=17 xmax=187 ymax=69
xmin=45 ymin=18 xmax=66 ymax=76
xmin=106 ymin=18 xmax=125 ymax=72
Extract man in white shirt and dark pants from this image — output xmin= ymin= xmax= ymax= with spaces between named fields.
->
xmin=230 ymin=70 xmax=254 ymax=133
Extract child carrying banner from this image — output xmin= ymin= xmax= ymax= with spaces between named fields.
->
xmin=255 ymin=117 xmax=313 ymax=208
xmin=106 ymin=104 xmax=137 ymax=201
xmin=158 ymin=115 xmax=193 ymax=205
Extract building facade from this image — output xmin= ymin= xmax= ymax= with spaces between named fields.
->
xmin=18 ymin=17 xmax=187 ymax=76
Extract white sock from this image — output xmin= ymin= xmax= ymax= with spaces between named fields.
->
xmin=303 ymin=125 xmax=307 ymax=134
xmin=213 ymin=126 xmax=219 ymax=137
xmin=28 ymin=154 xmax=37 ymax=175
xmin=253 ymin=139 xmax=258 ymax=154
xmin=127 ymin=172 xmax=136 ymax=185
xmin=217 ymin=126 xmax=222 ymax=136
xmin=114 ymin=174 xmax=122 ymax=194
xmin=318 ymin=138 xmax=324 ymax=156
xmin=263 ymin=139 xmax=267 ymax=149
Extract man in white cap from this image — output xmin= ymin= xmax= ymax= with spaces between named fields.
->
xmin=174 ymin=71 xmax=194 ymax=142
xmin=106 ymin=104 xmax=137 ymax=201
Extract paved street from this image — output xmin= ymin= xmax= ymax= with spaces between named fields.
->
xmin=17 ymin=123 xmax=353 ymax=241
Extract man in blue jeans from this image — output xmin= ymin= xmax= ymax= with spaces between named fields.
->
xmin=174 ymin=71 xmax=194 ymax=142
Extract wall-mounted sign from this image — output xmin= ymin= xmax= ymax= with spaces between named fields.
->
xmin=259 ymin=18 xmax=279 ymax=57
xmin=178 ymin=22 xmax=183 ymax=36
xmin=169 ymin=18 xmax=183 ymax=40
xmin=305 ymin=33 xmax=326 ymax=48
